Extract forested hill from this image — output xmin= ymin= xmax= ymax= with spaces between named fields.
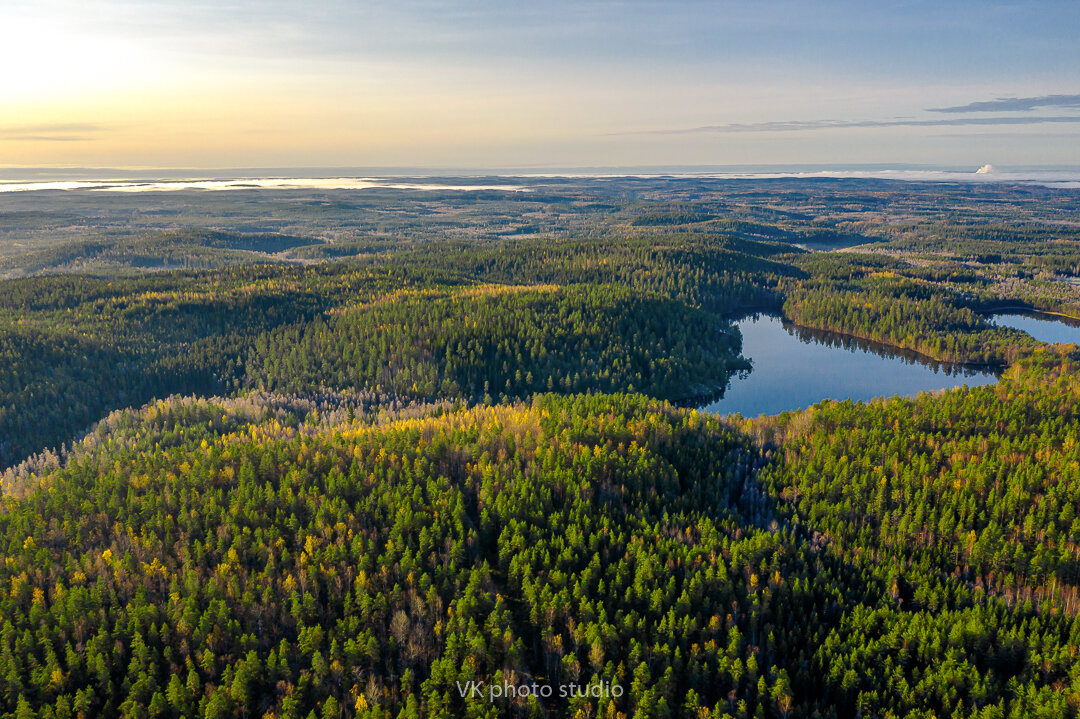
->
xmin=2 ymin=362 xmax=1080 ymax=718
xmin=0 ymin=230 xmax=786 ymax=469
xmin=0 ymin=394 xmax=799 ymax=719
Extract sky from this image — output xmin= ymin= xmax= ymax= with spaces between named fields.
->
xmin=1 ymin=0 xmax=1079 ymax=170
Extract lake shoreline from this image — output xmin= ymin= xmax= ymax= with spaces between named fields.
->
xmin=978 ymin=305 xmax=1080 ymax=325
xmin=989 ymin=309 xmax=1080 ymax=345
xmin=735 ymin=310 xmax=1006 ymax=371
xmin=701 ymin=313 xmax=999 ymax=417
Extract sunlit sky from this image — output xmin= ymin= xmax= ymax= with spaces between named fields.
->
xmin=2 ymin=0 xmax=1079 ymax=170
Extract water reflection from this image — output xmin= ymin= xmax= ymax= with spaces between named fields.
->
xmin=785 ymin=321 xmax=994 ymax=377
xmin=703 ymin=313 xmax=999 ymax=417
xmin=992 ymin=311 xmax=1080 ymax=345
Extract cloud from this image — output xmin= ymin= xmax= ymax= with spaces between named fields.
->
xmin=0 ymin=123 xmax=109 ymax=143
xmin=928 ymin=94 xmax=1080 ymax=113
xmin=639 ymin=115 xmax=1080 ymax=135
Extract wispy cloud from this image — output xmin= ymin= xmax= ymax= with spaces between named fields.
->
xmin=1 ymin=135 xmax=94 ymax=142
xmin=928 ymin=94 xmax=1080 ymax=113
xmin=0 ymin=123 xmax=109 ymax=142
xmin=638 ymin=115 xmax=1080 ymax=135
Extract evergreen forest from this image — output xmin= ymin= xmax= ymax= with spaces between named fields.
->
xmin=0 ymin=177 xmax=1079 ymax=718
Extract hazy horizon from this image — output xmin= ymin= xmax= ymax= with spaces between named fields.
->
xmin=5 ymin=164 xmax=1080 ymax=192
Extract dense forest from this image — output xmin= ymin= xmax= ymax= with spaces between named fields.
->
xmin=245 ymin=283 xmax=744 ymax=403
xmin=4 ymin=385 xmax=1078 ymax=718
xmin=0 ymin=244 xmax=769 ymax=467
xmin=756 ymin=348 xmax=1080 ymax=613
xmin=1 ymin=177 xmax=1080 ymax=717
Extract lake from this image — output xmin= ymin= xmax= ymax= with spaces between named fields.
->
xmin=991 ymin=311 xmax=1080 ymax=345
xmin=702 ymin=313 xmax=999 ymax=417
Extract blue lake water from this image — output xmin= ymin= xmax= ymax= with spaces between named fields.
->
xmin=702 ymin=313 xmax=999 ymax=417
xmin=991 ymin=311 xmax=1080 ymax=345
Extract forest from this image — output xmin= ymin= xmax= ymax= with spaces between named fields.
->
xmin=0 ymin=176 xmax=1079 ymax=717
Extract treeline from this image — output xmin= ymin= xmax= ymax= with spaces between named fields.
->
xmin=782 ymin=253 xmax=1038 ymax=364
xmin=783 ymin=282 xmax=1032 ymax=365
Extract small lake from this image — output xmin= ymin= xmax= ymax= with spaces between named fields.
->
xmin=991 ymin=311 xmax=1080 ymax=345
xmin=703 ymin=313 xmax=999 ymax=417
